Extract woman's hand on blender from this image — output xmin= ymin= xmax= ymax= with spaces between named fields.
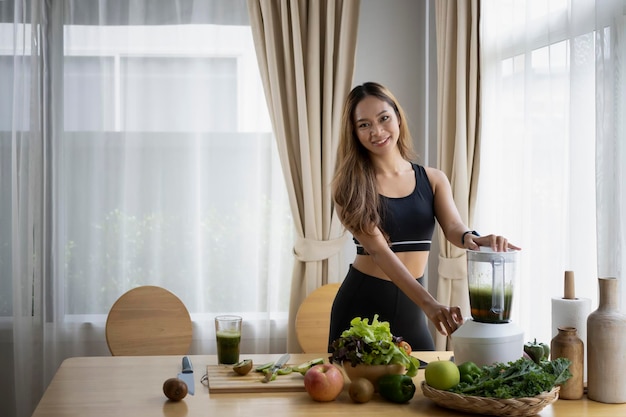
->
xmin=467 ymin=234 xmax=521 ymax=252
xmin=426 ymin=304 xmax=464 ymax=336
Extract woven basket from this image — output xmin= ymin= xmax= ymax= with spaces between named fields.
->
xmin=421 ymin=381 xmax=560 ymax=417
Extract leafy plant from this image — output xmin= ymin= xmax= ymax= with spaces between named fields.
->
xmin=329 ymin=315 xmax=420 ymax=377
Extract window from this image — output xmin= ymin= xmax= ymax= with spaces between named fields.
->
xmin=478 ymin=0 xmax=603 ymax=344
xmin=2 ymin=19 xmax=294 ymax=338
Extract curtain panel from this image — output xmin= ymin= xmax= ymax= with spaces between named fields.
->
xmin=247 ymin=0 xmax=359 ymax=352
xmin=433 ymin=0 xmax=481 ymax=350
xmin=595 ymin=3 xmax=625 ymax=294
xmin=8 ymin=2 xmax=54 ymax=416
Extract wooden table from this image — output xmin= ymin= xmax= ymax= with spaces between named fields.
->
xmin=31 ymin=352 xmax=626 ymax=417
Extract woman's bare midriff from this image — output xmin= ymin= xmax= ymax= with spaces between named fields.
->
xmin=352 ymin=251 xmax=430 ymax=280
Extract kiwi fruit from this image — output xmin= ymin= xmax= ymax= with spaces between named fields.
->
xmin=163 ymin=377 xmax=188 ymax=401
xmin=233 ymin=359 xmax=254 ymax=376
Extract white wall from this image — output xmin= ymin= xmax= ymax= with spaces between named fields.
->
xmin=354 ymin=0 xmax=437 ymax=164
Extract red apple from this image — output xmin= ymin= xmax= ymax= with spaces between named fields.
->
xmin=303 ymin=363 xmax=344 ymax=402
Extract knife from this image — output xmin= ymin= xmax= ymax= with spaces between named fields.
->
xmin=177 ymin=356 xmax=195 ymax=395
xmin=262 ymin=353 xmax=291 ymax=383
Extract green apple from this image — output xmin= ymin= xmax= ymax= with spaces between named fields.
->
xmin=424 ymin=360 xmax=460 ymax=390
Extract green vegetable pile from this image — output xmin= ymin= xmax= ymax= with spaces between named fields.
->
xmin=329 ymin=315 xmax=420 ymax=377
xmin=458 ymin=361 xmax=482 ymax=384
xmin=448 ymin=357 xmax=572 ymax=399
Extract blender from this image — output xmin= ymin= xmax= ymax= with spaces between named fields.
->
xmin=451 ymin=247 xmax=524 ymax=367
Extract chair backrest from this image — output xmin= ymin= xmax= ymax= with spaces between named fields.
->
xmin=105 ymin=285 xmax=193 ymax=356
xmin=295 ymin=283 xmax=340 ymax=353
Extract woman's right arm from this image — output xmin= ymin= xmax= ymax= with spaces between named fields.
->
xmin=351 ymin=226 xmax=463 ymax=336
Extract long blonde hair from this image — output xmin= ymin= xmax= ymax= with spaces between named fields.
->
xmin=332 ymin=82 xmax=416 ymax=237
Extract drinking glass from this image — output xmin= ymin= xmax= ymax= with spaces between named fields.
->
xmin=215 ymin=315 xmax=242 ymax=365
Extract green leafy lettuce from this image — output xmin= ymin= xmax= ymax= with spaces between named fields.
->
xmin=329 ymin=315 xmax=420 ymax=377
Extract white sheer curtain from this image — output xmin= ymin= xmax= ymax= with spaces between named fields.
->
xmin=1 ymin=2 xmax=293 ymax=417
xmin=479 ymin=0 xmax=625 ymax=345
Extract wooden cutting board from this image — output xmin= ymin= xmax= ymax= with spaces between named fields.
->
xmin=206 ymin=364 xmax=307 ymax=393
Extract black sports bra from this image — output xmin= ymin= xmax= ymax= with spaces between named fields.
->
xmin=354 ymin=163 xmax=435 ymax=255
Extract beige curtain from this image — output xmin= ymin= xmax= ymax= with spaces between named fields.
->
xmin=434 ymin=0 xmax=481 ymax=350
xmin=246 ymin=0 xmax=360 ymax=352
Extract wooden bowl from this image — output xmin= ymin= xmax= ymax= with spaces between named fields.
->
xmin=341 ymin=361 xmax=406 ymax=389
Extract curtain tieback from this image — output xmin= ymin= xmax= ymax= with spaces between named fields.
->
xmin=438 ymin=254 xmax=467 ymax=280
xmin=293 ymin=233 xmax=349 ymax=262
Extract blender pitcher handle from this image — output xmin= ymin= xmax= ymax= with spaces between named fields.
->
xmin=490 ymin=256 xmax=505 ymax=315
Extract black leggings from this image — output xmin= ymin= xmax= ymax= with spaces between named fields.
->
xmin=328 ymin=265 xmax=435 ymax=352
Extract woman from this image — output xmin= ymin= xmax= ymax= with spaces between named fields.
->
xmin=328 ymin=82 xmax=519 ymax=351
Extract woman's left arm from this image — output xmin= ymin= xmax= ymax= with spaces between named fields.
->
xmin=425 ymin=167 xmax=520 ymax=252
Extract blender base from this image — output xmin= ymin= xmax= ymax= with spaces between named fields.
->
xmin=451 ymin=319 xmax=524 ymax=367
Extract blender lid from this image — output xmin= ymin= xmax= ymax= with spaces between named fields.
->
xmin=467 ymin=246 xmax=519 ymax=261
xmin=470 ymin=246 xmax=519 ymax=253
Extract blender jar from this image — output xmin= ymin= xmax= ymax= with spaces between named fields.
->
xmin=467 ymin=248 xmax=519 ymax=323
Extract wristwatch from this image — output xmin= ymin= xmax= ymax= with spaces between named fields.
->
xmin=462 ymin=230 xmax=480 ymax=246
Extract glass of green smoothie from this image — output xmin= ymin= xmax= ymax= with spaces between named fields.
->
xmin=215 ymin=315 xmax=242 ymax=365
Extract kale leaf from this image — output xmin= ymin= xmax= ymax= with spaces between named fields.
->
xmin=448 ymin=357 xmax=572 ymax=398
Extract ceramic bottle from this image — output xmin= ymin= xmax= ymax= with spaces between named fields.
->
xmin=586 ymin=277 xmax=626 ymax=403
xmin=550 ymin=327 xmax=584 ymax=399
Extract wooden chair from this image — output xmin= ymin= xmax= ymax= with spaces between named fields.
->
xmin=105 ymin=285 xmax=193 ymax=356
xmin=294 ymin=283 xmax=340 ymax=353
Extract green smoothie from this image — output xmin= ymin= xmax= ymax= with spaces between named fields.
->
xmin=216 ymin=330 xmax=241 ymax=364
xmin=469 ymin=286 xmax=514 ymax=323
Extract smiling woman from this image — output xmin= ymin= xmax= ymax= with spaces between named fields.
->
xmin=329 ymin=81 xmax=517 ymax=353
xmin=353 ymin=96 xmax=402 ymax=154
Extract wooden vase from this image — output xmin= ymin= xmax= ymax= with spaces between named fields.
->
xmin=586 ymin=277 xmax=626 ymax=403
xmin=550 ymin=326 xmax=584 ymax=399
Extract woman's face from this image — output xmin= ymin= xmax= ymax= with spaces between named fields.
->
xmin=352 ymin=95 xmax=400 ymax=156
